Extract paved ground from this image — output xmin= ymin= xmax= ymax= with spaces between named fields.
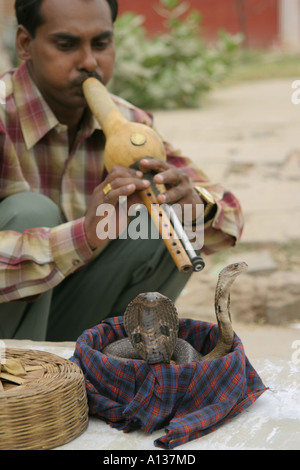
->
xmin=154 ymin=78 xmax=300 ymax=244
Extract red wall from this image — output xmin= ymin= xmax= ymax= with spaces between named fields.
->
xmin=118 ymin=0 xmax=279 ymax=48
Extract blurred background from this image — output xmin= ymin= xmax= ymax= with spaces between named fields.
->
xmin=1 ymin=0 xmax=300 ymax=107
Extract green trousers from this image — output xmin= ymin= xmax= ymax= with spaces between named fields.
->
xmin=0 ymin=192 xmax=191 ymax=341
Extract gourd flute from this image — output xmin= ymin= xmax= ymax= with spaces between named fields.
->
xmin=82 ymin=78 xmax=205 ymax=273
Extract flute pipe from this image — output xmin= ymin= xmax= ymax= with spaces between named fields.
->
xmin=138 ymin=186 xmax=193 ymax=274
xmin=163 ymin=204 xmax=197 ymax=256
xmin=163 ymin=204 xmax=205 ymax=272
xmin=134 ymin=160 xmax=205 ymax=272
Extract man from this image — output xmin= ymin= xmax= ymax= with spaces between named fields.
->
xmin=0 ymin=0 xmax=243 ymax=341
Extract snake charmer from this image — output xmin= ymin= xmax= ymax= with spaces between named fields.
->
xmin=0 ymin=0 xmax=243 ymax=342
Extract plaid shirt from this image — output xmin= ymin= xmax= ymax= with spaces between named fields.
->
xmin=0 ymin=62 xmax=244 ymax=302
xmin=71 ymin=317 xmax=267 ymax=449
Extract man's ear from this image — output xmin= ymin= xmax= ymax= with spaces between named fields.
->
xmin=16 ymin=25 xmax=34 ymax=61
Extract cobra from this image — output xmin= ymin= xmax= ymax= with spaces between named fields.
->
xmin=103 ymin=262 xmax=248 ymax=364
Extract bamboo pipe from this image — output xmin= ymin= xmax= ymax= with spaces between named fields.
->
xmin=82 ymin=78 xmax=204 ymax=273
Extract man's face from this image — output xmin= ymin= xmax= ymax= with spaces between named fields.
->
xmin=22 ymin=0 xmax=116 ymax=112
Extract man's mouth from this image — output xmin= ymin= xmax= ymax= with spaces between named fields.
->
xmin=71 ymin=71 xmax=103 ymax=89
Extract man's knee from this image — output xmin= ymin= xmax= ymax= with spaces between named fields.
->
xmin=0 ymin=192 xmax=61 ymax=231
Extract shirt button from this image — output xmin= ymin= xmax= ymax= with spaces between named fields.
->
xmin=72 ymin=259 xmax=81 ymax=267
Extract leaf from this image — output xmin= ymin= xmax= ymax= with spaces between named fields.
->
xmin=1 ymin=358 xmax=26 ymax=376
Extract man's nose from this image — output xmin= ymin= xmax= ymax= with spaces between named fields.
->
xmin=78 ymin=46 xmax=98 ymax=72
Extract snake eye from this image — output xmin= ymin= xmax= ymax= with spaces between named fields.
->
xmin=234 ymin=263 xmax=239 ymax=268
xmin=132 ymin=333 xmax=142 ymax=344
xmin=160 ymin=325 xmax=170 ymax=336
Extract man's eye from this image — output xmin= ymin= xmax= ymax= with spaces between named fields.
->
xmin=93 ymin=41 xmax=110 ymax=50
xmin=56 ymin=41 xmax=75 ymax=51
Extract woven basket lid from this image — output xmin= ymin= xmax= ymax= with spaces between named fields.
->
xmin=0 ymin=348 xmax=88 ymax=450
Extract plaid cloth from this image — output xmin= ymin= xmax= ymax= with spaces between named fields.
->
xmin=71 ymin=317 xmax=267 ymax=449
xmin=0 ymin=62 xmax=244 ymax=302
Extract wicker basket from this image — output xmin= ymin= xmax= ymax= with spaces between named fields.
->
xmin=0 ymin=348 xmax=89 ymax=450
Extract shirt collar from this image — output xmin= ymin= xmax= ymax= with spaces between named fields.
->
xmin=13 ymin=62 xmax=100 ymax=150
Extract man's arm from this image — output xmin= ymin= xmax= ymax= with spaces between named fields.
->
xmin=161 ymin=144 xmax=244 ymax=255
xmin=0 ymin=218 xmax=94 ymax=303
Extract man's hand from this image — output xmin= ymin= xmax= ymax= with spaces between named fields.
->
xmin=84 ymin=165 xmax=150 ymax=249
xmin=139 ymin=158 xmax=202 ymax=220
xmin=84 ymin=159 xmax=204 ymax=250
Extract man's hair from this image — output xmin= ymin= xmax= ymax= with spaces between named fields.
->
xmin=15 ymin=0 xmax=119 ymax=37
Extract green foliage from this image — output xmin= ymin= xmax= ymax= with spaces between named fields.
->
xmin=109 ymin=0 xmax=243 ymax=109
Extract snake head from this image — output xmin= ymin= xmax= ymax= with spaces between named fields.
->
xmin=124 ymin=292 xmax=179 ymax=364
xmin=220 ymin=262 xmax=248 ymax=278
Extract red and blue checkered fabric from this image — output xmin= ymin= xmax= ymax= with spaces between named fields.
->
xmin=71 ymin=317 xmax=267 ymax=449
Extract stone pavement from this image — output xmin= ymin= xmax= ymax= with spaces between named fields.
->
xmin=154 ymin=78 xmax=300 ymax=245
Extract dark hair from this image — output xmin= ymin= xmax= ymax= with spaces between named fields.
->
xmin=15 ymin=0 xmax=119 ymax=37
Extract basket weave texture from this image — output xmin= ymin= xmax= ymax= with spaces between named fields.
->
xmin=0 ymin=348 xmax=89 ymax=450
